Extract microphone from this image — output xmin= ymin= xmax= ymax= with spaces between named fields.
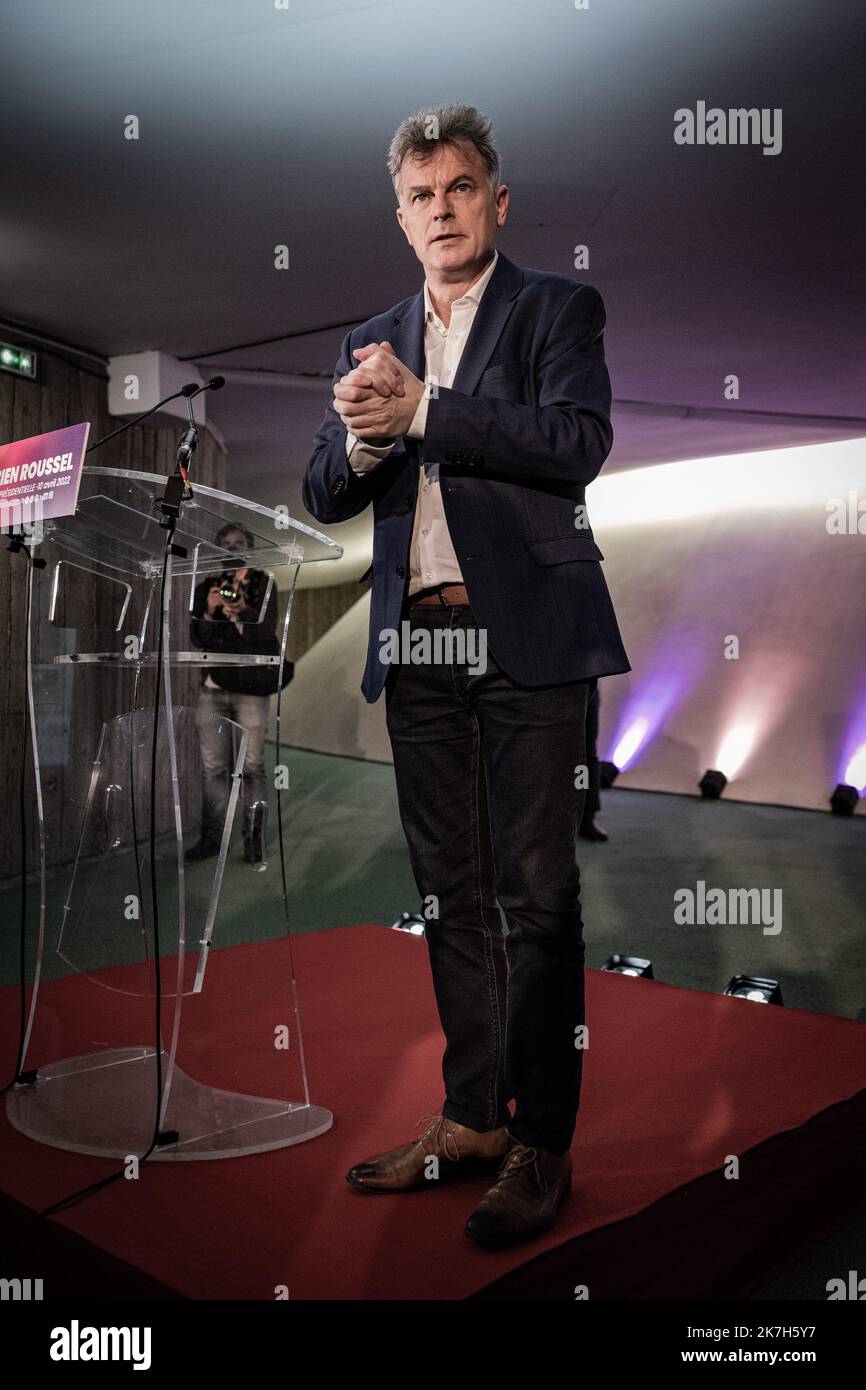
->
xmin=175 ymin=377 xmax=225 ymax=466
xmin=181 ymin=376 xmax=225 ymax=399
xmin=87 ymin=377 xmax=225 ymax=453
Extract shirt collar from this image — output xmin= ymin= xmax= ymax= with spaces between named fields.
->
xmin=423 ymin=248 xmax=499 ymax=326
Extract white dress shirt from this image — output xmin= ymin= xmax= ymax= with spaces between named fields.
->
xmin=345 ymin=249 xmax=499 ymax=595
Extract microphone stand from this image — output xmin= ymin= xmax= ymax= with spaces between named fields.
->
xmin=158 ymin=390 xmax=200 ymax=534
xmin=89 ymin=375 xmax=220 ymax=1147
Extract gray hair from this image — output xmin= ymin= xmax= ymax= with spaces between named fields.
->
xmin=387 ymin=104 xmax=501 ymax=202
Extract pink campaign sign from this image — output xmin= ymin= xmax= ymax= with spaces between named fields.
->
xmin=0 ymin=421 xmax=90 ymax=528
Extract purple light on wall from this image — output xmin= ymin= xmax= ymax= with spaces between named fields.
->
xmin=606 ymin=668 xmax=688 ymax=771
xmin=840 ymin=696 xmax=866 ymax=791
xmin=843 ymin=741 xmax=866 ymax=792
xmin=613 ymin=717 xmax=650 ymax=770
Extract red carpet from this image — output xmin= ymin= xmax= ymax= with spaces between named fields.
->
xmin=2 ymin=925 xmax=865 ymax=1299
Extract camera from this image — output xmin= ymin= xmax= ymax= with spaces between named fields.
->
xmin=216 ymin=567 xmax=268 ymax=612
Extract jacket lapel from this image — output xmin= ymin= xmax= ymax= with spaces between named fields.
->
xmin=390 ymin=249 xmax=524 ymax=399
xmin=449 ymin=251 xmax=523 ymax=397
xmin=391 ymin=290 xmax=426 ymax=383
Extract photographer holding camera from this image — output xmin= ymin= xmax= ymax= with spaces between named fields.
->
xmin=186 ymin=522 xmax=293 ymax=865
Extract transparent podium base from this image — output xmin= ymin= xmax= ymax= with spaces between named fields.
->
xmin=6 ymin=1048 xmax=333 ymax=1161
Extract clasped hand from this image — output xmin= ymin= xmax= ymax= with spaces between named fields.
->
xmin=332 ymin=341 xmax=425 ymax=446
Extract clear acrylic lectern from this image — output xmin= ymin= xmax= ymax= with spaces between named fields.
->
xmin=6 ymin=466 xmax=342 ymax=1160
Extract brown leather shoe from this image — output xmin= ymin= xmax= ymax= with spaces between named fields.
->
xmin=346 ymin=1114 xmax=511 ymax=1193
xmin=464 ymin=1142 xmax=572 ymax=1246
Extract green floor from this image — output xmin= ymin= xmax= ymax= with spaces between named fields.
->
xmin=2 ymin=743 xmax=864 ymax=1297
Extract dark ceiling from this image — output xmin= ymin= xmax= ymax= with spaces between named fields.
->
xmin=2 ymin=0 xmax=863 ymax=578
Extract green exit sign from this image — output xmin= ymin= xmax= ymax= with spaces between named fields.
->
xmin=0 ymin=342 xmax=37 ymax=379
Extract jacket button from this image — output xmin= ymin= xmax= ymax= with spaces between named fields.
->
xmin=395 ymin=565 xmax=405 ymax=578
xmin=332 ymin=476 xmax=346 ymax=494
xmin=445 ymin=451 xmax=455 ymax=463
xmin=405 ymin=495 xmax=414 ymax=507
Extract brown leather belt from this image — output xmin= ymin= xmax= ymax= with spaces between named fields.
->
xmin=410 ymin=583 xmax=470 ymax=607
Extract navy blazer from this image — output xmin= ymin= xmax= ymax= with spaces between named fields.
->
xmin=303 ymin=250 xmax=631 ymax=703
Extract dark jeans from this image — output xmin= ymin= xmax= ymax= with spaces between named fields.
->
xmin=384 ymin=602 xmax=594 ymax=1154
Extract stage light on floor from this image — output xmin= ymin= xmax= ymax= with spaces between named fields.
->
xmin=391 ymin=911 xmax=426 ymax=937
xmin=724 ymin=975 xmax=783 ymax=1005
xmin=606 ymin=682 xmax=687 ymax=782
xmin=599 ymin=760 xmax=619 ymax=789
xmin=601 ymin=954 xmax=654 ymax=979
xmin=699 ymin=769 xmax=728 ymax=799
xmin=830 ymin=783 xmax=859 ymax=816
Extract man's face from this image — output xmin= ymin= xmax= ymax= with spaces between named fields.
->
xmin=220 ymin=528 xmax=247 ymax=552
xmin=395 ymin=140 xmax=508 ymax=279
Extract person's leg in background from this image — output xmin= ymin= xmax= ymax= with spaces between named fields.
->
xmin=188 ymin=686 xmax=233 ymax=859
xmin=579 ymin=683 xmax=608 ymax=842
xmin=231 ymin=691 xmax=271 ymax=862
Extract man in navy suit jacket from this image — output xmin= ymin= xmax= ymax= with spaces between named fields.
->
xmin=303 ymin=105 xmax=630 ymax=1248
